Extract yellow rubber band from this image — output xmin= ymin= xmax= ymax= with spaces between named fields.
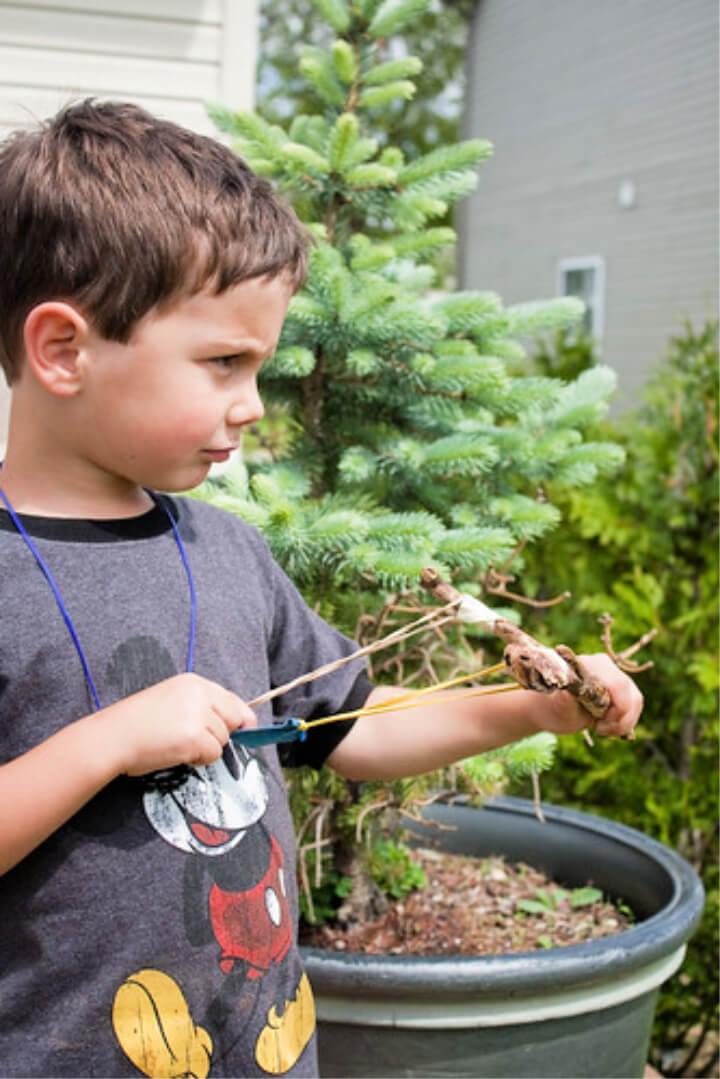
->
xmin=302 ymin=671 xmax=520 ymax=731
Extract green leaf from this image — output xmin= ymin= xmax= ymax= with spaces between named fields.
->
xmin=422 ymin=433 xmax=499 ymax=477
xmin=358 ymin=81 xmax=417 ymax=109
xmin=345 ymin=163 xmax=398 ymax=186
xmin=264 ymin=346 xmax=316 ymax=378
xmin=517 ymin=899 xmax=551 ymax=915
xmin=367 ymin=0 xmax=431 ymax=39
xmin=688 ymin=653 xmax=720 ymax=692
xmin=546 ymin=365 xmax=618 ymax=427
xmin=363 ymin=56 xmax=423 ymax=86
xmin=432 ymin=291 xmax=503 ymax=335
xmin=503 ymin=732 xmax=558 ymax=777
xmin=281 ymin=141 xmax=331 ymax=174
xmin=328 ymin=112 xmax=359 ymax=172
xmin=398 ymin=140 xmax=493 ymax=185
xmin=298 ymin=47 xmax=347 ymax=107
xmin=309 ymin=0 xmax=352 ymax=32
xmin=506 ymin=297 xmax=585 ymax=338
xmin=331 ymin=39 xmax=358 ymax=84
xmin=570 ymin=887 xmax=604 ymax=908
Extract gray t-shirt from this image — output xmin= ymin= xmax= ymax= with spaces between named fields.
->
xmin=0 ymin=495 xmax=372 ymax=1077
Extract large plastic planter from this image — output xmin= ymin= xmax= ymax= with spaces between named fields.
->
xmin=301 ymin=797 xmax=704 ymax=1079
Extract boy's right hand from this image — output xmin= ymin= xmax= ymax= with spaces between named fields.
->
xmin=99 ymin=673 xmax=257 ymax=777
xmin=0 ymin=673 xmax=258 ymax=875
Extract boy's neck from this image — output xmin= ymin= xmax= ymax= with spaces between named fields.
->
xmin=2 ymin=374 xmax=157 ymax=520
xmin=0 ymin=450 xmax=154 ymax=520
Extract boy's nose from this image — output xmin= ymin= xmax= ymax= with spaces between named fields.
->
xmin=227 ymin=383 xmax=264 ymax=427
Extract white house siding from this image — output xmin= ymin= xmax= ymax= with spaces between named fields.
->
xmin=0 ymin=0 xmax=260 ymax=449
xmin=0 ymin=0 xmax=259 ymax=136
xmin=458 ymin=0 xmax=719 ymax=407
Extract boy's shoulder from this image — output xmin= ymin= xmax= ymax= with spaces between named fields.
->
xmin=174 ymin=494 xmax=265 ymax=544
xmin=172 ymin=494 xmax=278 ymax=573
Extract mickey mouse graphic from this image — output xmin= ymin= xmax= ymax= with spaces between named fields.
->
xmin=143 ymin=742 xmax=291 ymax=978
xmin=105 ymin=638 xmax=316 ymax=1077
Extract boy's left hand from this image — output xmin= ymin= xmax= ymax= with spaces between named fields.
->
xmin=539 ymin=653 xmax=643 ymax=738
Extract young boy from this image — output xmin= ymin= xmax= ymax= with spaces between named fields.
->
xmin=0 ymin=100 xmax=641 ymax=1078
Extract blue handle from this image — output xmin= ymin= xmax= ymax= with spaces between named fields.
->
xmin=231 ymin=717 xmax=307 ymax=747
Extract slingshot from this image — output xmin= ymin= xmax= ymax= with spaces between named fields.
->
xmin=232 ymin=568 xmax=618 ymax=749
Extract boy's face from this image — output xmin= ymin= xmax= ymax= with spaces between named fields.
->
xmin=78 ymin=273 xmax=293 ymax=495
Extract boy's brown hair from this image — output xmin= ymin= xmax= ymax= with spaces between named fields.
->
xmin=0 ymin=99 xmax=309 ymax=383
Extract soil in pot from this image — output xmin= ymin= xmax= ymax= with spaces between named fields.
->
xmin=300 ymin=847 xmax=633 ymax=955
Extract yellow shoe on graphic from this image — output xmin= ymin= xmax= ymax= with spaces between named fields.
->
xmin=255 ymin=973 xmax=316 ymax=1075
xmin=113 ymin=968 xmax=213 ymax=1079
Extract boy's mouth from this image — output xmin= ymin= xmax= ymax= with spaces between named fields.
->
xmin=203 ymin=448 xmax=235 ymax=463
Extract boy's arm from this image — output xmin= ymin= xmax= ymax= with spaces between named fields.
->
xmin=326 ymin=653 xmax=642 ymax=781
xmin=0 ymin=673 xmax=255 ymax=875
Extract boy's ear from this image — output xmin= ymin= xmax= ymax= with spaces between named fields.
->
xmin=23 ymin=301 xmax=90 ymax=396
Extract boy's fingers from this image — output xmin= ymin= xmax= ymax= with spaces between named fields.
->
xmin=582 ymin=656 xmax=643 ymax=736
xmin=205 ymin=710 xmax=232 ymax=746
xmin=211 ymin=690 xmax=257 ymax=732
xmin=191 ymin=730 xmax=229 ymax=766
xmin=563 ymin=653 xmax=642 ymax=738
xmin=595 ymin=692 xmax=643 ymax=737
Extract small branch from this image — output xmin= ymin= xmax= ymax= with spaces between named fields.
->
xmin=486 ymin=576 xmax=572 ymax=609
xmin=483 ymin=539 xmax=571 ymax=608
xmin=493 ymin=537 xmax=529 ymax=578
xmin=314 ymin=807 xmax=328 ymax=887
xmin=296 ymin=800 xmax=331 ymax=849
xmin=530 ymin=768 xmax=546 ymax=823
xmin=599 ymin=613 xmax=656 ymax=672
xmin=355 ymin=798 xmax=393 ymax=843
xmin=297 ymin=835 xmax=333 ymax=916
xmin=399 ymin=805 xmax=458 ymax=830
xmin=297 ymin=844 xmax=315 ymax=924
xmin=250 ymin=599 xmax=457 ymax=707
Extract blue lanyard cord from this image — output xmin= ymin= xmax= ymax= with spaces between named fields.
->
xmin=0 ymin=484 xmax=103 ymax=709
xmin=0 ymin=485 xmax=196 ymax=710
xmin=157 ymin=494 xmax=197 ymax=674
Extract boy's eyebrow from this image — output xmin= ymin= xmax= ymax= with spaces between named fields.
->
xmin=203 ymin=338 xmax=254 ymax=351
xmin=201 ymin=337 xmax=271 ymax=355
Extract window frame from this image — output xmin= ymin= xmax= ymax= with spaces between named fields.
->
xmin=556 ymin=255 xmax=606 ymax=341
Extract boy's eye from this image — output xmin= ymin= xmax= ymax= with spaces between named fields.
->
xmin=210 ymin=353 xmax=244 ymax=369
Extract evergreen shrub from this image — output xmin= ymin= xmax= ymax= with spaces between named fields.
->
xmin=201 ymin=0 xmax=629 ymax=924
xmin=521 ymin=321 xmax=719 ymax=1079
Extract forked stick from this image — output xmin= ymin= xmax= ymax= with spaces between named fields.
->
xmin=419 ymin=568 xmax=612 ymax=723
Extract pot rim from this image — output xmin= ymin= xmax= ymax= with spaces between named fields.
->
xmin=300 ymin=797 xmax=705 ymax=1001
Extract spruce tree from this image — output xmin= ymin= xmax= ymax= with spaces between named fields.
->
xmin=203 ymin=0 xmax=626 ymax=923
xmin=257 ymin=0 xmax=473 ymax=167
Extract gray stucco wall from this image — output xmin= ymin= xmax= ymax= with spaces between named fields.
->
xmin=458 ymin=0 xmax=718 ymax=407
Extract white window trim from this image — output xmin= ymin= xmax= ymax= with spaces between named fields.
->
xmin=556 ymin=255 xmax=606 ymax=340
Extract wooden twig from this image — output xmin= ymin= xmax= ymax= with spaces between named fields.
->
xmin=248 ymin=600 xmax=459 ymax=707
xmin=314 ymin=808 xmax=327 ymax=887
xmin=298 ymin=845 xmax=314 ymax=923
xmin=482 ymin=536 xmax=571 ymax=610
xmin=599 ymin=613 xmax=656 ymax=673
xmin=530 ymin=768 xmax=546 ymax=823
xmin=399 ymin=809 xmax=457 ymax=830
xmin=486 ymin=578 xmax=572 ymax=609
xmin=355 ymin=798 xmax=393 ymax=844
xmin=295 ymin=799 xmax=331 ymax=848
